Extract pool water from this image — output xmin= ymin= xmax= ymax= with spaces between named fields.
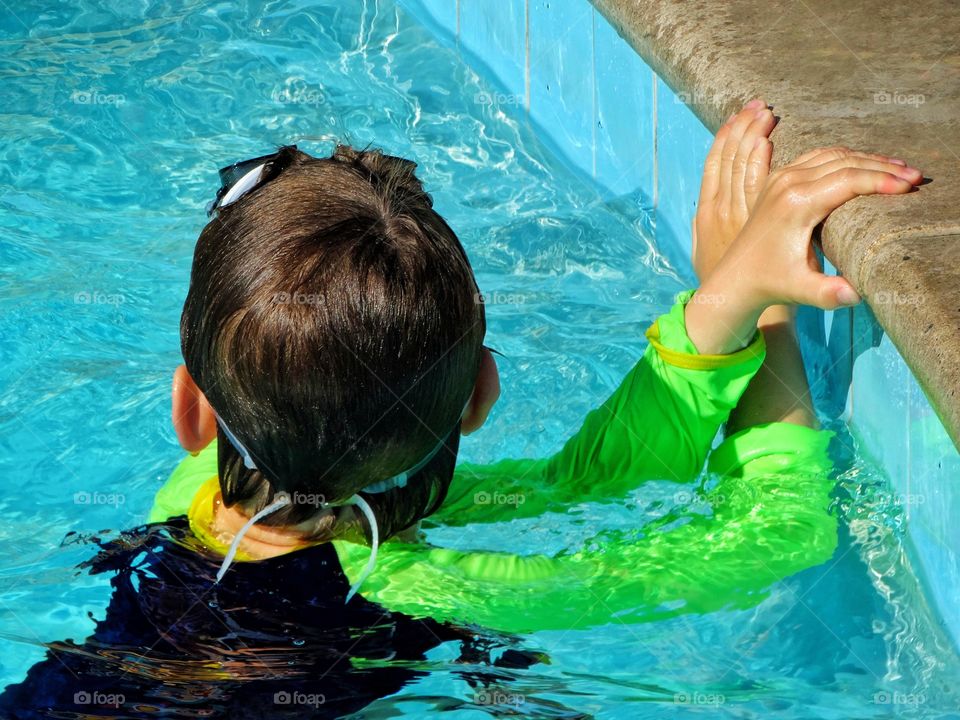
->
xmin=1 ymin=0 xmax=959 ymax=716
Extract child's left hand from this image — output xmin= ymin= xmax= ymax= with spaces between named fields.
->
xmin=692 ymin=99 xmax=775 ymax=282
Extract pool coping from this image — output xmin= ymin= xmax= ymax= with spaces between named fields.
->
xmin=591 ymin=0 xmax=960 ymax=451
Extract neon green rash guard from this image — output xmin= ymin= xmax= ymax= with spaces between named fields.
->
xmin=149 ymin=290 xmax=839 ymax=633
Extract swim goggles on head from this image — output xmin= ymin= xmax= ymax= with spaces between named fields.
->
xmin=206 ymin=145 xmax=300 ymax=217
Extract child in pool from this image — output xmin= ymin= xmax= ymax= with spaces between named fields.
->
xmin=150 ymin=99 xmax=920 ymax=628
xmin=0 ymin=100 xmax=923 ymax=718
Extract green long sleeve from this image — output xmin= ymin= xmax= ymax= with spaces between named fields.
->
xmin=332 ymin=423 xmax=837 ymax=633
xmin=435 ymin=289 xmax=766 ymax=525
xmin=334 ymin=294 xmax=834 ymax=632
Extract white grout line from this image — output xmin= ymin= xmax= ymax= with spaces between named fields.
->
xmin=652 ymin=72 xmax=659 ymax=210
xmin=906 ymin=365 xmax=912 ymax=524
xmin=591 ymin=8 xmax=597 ymax=180
xmin=524 ymin=0 xmax=530 ymax=114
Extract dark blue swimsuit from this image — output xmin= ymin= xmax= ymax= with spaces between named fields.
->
xmin=0 ymin=518 xmax=539 ymax=719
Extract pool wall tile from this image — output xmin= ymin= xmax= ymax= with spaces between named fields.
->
xmin=399 ymin=1 xmax=664 ymax=208
xmin=396 ymin=0 xmax=458 ymax=42
xmin=526 ymin=0 xmax=597 ymax=180
xmin=848 ymin=337 xmax=911 ymax=491
xmin=653 ymin=77 xmax=711 ymax=266
xmin=906 ymin=376 xmax=960 ymax=644
xmin=459 ymin=0 xmax=527 ymax=103
xmin=593 ymin=16 xmax=655 ymax=202
xmin=849 ymin=334 xmax=960 ymax=646
xmin=909 ymin=520 xmax=960 ymax=657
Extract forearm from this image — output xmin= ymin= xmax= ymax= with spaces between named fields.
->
xmin=684 ymin=279 xmax=763 ymax=356
xmin=726 ymin=304 xmax=817 ymax=434
xmin=436 ymin=291 xmax=768 ymax=529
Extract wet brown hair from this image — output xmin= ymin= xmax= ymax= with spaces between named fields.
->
xmin=180 ymin=145 xmax=485 ymax=541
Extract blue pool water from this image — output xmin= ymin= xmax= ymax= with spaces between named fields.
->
xmin=1 ymin=0 xmax=959 ymax=716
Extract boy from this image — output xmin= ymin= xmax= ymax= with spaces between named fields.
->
xmin=0 ymin=101 xmax=922 ymax=717
xmin=156 ymin=101 xmax=918 ymax=627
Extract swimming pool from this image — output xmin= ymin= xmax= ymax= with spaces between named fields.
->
xmin=1 ymin=0 xmax=959 ymax=716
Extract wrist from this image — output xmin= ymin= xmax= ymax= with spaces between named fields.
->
xmin=757 ymin=303 xmax=797 ymax=330
xmin=685 ymin=278 xmax=766 ymax=355
xmin=700 ymin=270 xmax=769 ymax=323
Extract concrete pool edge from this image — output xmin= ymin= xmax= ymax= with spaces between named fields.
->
xmin=590 ymin=0 xmax=960 ymax=453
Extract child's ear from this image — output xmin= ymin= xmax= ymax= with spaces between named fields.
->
xmin=462 ymin=347 xmax=500 ymax=435
xmin=171 ymin=365 xmax=218 ymax=453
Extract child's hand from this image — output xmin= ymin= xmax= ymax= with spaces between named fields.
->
xmin=692 ymin=98 xmax=775 ymax=282
xmin=686 ymin=146 xmax=923 ymax=355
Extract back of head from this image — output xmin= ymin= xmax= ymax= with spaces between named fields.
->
xmin=181 ymin=145 xmax=485 ymax=539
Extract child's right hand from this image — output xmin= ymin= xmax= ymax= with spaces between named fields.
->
xmin=686 ymin=146 xmax=923 ymax=355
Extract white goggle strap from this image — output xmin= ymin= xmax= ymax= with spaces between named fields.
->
xmin=215 ymin=492 xmax=292 ymax=583
xmin=210 ymin=426 xmax=451 ymax=598
xmin=215 ymin=414 xmax=258 ymax=470
xmin=211 ymin=491 xmax=380 ymax=604
xmin=343 ymin=494 xmax=379 ymax=604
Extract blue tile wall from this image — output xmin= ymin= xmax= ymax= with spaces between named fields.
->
xmin=849 ymin=335 xmax=960 ymax=649
xmin=397 ymin=0 xmax=457 ymax=43
xmin=653 ymin=77 xmax=712 ymax=270
xmin=593 ymin=16 xmax=656 ymax=203
xmin=399 ymin=0 xmax=683 ymax=245
xmin=526 ymin=0 xmax=596 ymax=180
xmin=460 ymin=0 xmax=526 ymax=102
xmin=849 ymin=337 xmax=912 ymax=487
